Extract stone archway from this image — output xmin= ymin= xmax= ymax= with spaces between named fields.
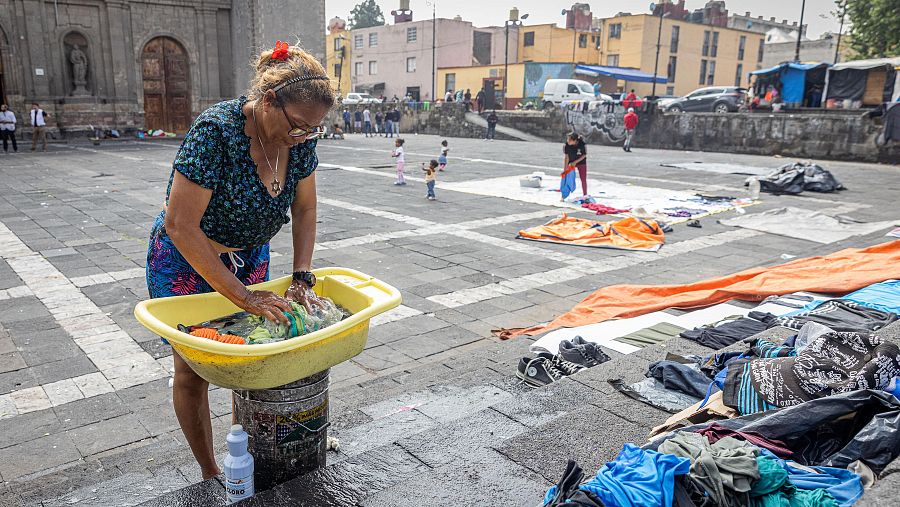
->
xmin=141 ymin=37 xmax=191 ymax=133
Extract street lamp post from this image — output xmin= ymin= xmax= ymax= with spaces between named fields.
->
xmin=503 ymin=8 xmax=527 ymax=110
xmin=650 ymin=3 xmax=668 ymax=99
xmin=337 ymin=35 xmax=346 ymax=96
xmin=794 ymin=0 xmax=807 ymax=62
xmin=834 ymin=7 xmax=846 ymax=64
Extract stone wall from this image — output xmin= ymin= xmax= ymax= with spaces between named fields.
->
xmin=327 ymin=103 xmax=517 ymax=140
xmin=632 ymin=111 xmax=900 ymax=164
xmin=327 ymin=104 xmax=899 ymax=164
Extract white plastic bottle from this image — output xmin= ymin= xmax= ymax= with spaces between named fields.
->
xmin=224 ymin=424 xmax=254 ymax=504
xmin=747 ymin=177 xmax=761 ymax=200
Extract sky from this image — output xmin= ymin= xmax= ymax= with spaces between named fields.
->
xmin=325 ymin=0 xmax=842 ymax=39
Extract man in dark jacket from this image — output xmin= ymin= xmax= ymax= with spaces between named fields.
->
xmin=486 ymin=110 xmax=499 ymax=140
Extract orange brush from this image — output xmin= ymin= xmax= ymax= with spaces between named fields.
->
xmin=189 ymin=328 xmax=246 ymax=345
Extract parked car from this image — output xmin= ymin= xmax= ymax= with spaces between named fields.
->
xmin=647 ymin=95 xmax=679 ymax=108
xmin=542 ymin=79 xmax=605 ymax=107
xmin=342 ymin=92 xmax=380 ymax=105
xmin=664 ymin=87 xmax=747 ymax=113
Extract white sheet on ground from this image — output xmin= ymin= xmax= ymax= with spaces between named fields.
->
xmin=531 ymin=303 xmax=749 ymax=355
xmin=529 ymin=296 xmax=832 ymax=357
xmin=719 ymin=207 xmax=898 ymax=244
xmin=440 ymin=175 xmax=744 ymax=222
xmin=660 ymin=162 xmax=772 ymax=176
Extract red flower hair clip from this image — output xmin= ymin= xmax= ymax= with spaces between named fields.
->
xmin=272 ymin=40 xmax=290 ymax=61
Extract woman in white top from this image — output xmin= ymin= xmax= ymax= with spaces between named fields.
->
xmin=0 ymin=104 xmax=17 ymax=153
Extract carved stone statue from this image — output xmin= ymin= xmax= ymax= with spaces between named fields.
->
xmin=69 ymin=44 xmax=89 ymax=96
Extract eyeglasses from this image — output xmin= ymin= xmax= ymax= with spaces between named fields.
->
xmin=280 ymin=106 xmax=325 ymax=139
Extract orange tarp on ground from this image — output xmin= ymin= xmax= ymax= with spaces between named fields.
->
xmin=498 ymin=240 xmax=900 ymax=339
xmin=517 ymin=214 xmax=665 ymax=252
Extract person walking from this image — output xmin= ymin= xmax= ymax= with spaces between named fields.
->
xmin=564 ymin=132 xmax=589 ymax=198
xmin=342 ymin=108 xmax=351 ymax=134
xmin=374 ymin=110 xmax=384 ymax=136
xmin=444 ymin=90 xmax=454 ymax=102
xmin=475 ymin=89 xmax=485 ymax=114
xmin=623 ymin=107 xmax=638 ymax=152
xmin=145 ymin=41 xmax=333 ymax=480
xmin=30 ymin=103 xmax=48 ymax=152
xmin=384 ymin=109 xmax=394 ymax=138
xmin=392 ymin=138 xmax=406 ymax=185
xmin=353 ymin=108 xmax=362 ymax=134
xmin=391 ymin=108 xmax=401 ymax=136
xmin=464 ymin=89 xmax=472 ymax=111
xmin=455 ymin=89 xmax=464 ymax=103
xmin=422 ymin=160 xmax=438 ymax=200
xmin=363 ymin=107 xmax=372 ymax=137
xmin=486 ymin=110 xmax=499 ymax=140
xmin=0 ymin=104 xmax=17 ymax=153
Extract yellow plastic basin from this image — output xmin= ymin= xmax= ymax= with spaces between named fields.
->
xmin=133 ymin=268 xmax=401 ymax=390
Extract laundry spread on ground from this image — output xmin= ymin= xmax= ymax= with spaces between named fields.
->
xmin=581 ymin=202 xmax=630 ymax=215
xmin=517 ymin=214 xmax=666 ymax=251
xmin=500 ymin=240 xmax=900 ymax=339
xmin=537 ymin=262 xmax=900 ymax=507
xmin=719 ymin=206 xmax=898 ymax=244
xmin=439 ymin=175 xmax=751 ymax=223
xmin=723 ymin=330 xmax=900 ymax=415
xmin=661 ymin=162 xmax=772 ymax=176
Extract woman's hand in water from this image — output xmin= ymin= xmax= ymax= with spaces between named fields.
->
xmin=285 ymin=281 xmax=326 ymax=313
xmin=240 ymin=290 xmax=293 ymax=324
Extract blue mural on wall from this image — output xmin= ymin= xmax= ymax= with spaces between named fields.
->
xmin=523 ymin=63 xmax=574 ymax=98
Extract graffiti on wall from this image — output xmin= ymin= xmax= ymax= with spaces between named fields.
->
xmin=523 ymin=63 xmax=574 ymax=99
xmin=563 ymin=101 xmax=628 ymax=143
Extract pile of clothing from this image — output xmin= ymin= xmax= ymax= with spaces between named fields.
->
xmin=561 ymin=279 xmax=900 ymax=505
xmin=750 ymin=162 xmax=845 ymax=195
xmin=545 ymin=424 xmax=868 ymax=507
xmin=516 ymin=336 xmax=610 ymax=388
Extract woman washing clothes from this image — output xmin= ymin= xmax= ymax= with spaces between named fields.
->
xmin=145 ymin=41 xmax=333 ymax=479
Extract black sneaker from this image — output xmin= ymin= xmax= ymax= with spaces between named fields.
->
xmin=516 ymin=356 xmax=564 ymax=388
xmin=558 ymin=336 xmax=612 ymax=368
xmin=537 ymin=352 xmax=586 ymax=376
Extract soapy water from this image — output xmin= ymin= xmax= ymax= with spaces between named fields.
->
xmin=181 ymin=297 xmax=349 ymax=345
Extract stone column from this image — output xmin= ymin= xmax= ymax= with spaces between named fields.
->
xmin=198 ymin=5 xmax=221 ymax=106
xmin=21 ymin=0 xmax=52 ymax=99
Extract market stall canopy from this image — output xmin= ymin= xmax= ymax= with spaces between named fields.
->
xmin=750 ymin=63 xmax=830 ymax=105
xmin=575 ymin=64 xmax=667 ymax=84
xmin=825 ymin=57 xmax=900 ymax=104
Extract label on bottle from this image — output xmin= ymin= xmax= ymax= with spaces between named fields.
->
xmin=225 ymin=474 xmax=254 ymax=504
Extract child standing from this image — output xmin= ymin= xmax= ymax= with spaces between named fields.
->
xmin=422 ymin=160 xmax=438 ymax=200
xmin=438 ymin=140 xmax=449 ymax=171
xmin=392 ymin=138 xmax=406 ymax=186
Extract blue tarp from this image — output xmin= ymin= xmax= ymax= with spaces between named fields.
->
xmin=750 ymin=63 xmax=830 ymax=104
xmin=575 ymin=64 xmax=667 ymax=84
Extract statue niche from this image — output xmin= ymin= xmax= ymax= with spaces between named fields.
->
xmin=63 ymin=32 xmax=90 ymax=96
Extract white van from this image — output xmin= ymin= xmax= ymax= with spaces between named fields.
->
xmin=542 ymin=79 xmax=608 ymax=107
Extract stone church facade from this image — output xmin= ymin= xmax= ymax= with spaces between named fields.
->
xmin=0 ymin=0 xmax=325 ymax=136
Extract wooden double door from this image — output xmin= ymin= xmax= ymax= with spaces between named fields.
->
xmin=142 ymin=37 xmax=191 ymax=133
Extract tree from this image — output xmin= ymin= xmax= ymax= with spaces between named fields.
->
xmin=349 ymin=0 xmax=385 ymax=30
xmin=838 ymin=0 xmax=900 ymax=59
